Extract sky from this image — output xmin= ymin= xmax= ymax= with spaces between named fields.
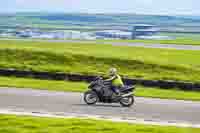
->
xmin=1 ymin=0 xmax=200 ymax=15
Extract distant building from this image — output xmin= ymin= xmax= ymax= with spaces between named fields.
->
xmin=95 ymin=24 xmax=160 ymax=40
xmin=95 ymin=30 xmax=132 ymax=39
xmin=132 ymin=24 xmax=159 ymax=39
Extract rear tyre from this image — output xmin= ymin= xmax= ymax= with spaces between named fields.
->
xmin=84 ymin=90 xmax=99 ymax=105
xmin=120 ymin=95 xmax=134 ymax=107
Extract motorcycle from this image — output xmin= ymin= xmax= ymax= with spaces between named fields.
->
xmin=84 ymin=76 xmax=135 ymax=107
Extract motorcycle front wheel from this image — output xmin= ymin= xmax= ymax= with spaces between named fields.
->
xmin=120 ymin=95 xmax=134 ymax=107
xmin=84 ymin=90 xmax=99 ymax=105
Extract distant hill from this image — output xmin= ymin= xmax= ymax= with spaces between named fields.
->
xmin=0 ymin=13 xmax=200 ymax=29
xmin=20 ymin=13 xmax=200 ymax=25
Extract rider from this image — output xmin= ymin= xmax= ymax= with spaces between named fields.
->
xmin=105 ymin=68 xmax=124 ymax=96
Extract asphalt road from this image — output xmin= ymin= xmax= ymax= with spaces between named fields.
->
xmin=0 ymin=87 xmax=200 ymax=125
xmin=2 ymin=38 xmax=200 ymax=50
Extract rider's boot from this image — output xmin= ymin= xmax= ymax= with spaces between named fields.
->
xmin=115 ymin=90 xmax=121 ymax=96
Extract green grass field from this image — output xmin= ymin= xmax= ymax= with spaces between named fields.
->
xmin=1 ymin=76 xmax=200 ymax=101
xmin=0 ymin=40 xmax=200 ymax=83
xmin=0 ymin=114 xmax=199 ymax=133
xmin=159 ymin=33 xmax=200 ymax=40
xmin=96 ymin=38 xmax=200 ymax=45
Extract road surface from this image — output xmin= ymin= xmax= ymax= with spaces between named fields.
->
xmin=0 ymin=87 xmax=200 ymax=125
xmin=2 ymin=38 xmax=200 ymax=50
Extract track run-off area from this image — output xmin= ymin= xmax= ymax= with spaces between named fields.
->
xmin=0 ymin=87 xmax=200 ymax=128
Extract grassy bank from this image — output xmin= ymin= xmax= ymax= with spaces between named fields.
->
xmin=2 ymin=36 xmax=200 ymax=45
xmin=159 ymin=33 xmax=200 ymax=40
xmin=0 ymin=114 xmax=199 ymax=133
xmin=0 ymin=40 xmax=200 ymax=83
xmin=97 ymin=38 xmax=200 ymax=45
xmin=1 ymin=76 xmax=200 ymax=101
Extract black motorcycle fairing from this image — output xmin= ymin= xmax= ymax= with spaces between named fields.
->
xmin=120 ymin=86 xmax=135 ymax=93
xmin=88 ymin=81 xmax=96 ymax=88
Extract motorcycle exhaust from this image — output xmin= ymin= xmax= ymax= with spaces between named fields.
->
xmin=122 ymin=92 xmax=133 ymax=97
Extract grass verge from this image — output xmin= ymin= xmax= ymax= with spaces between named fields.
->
xmin=1 ymin=76 xmax=200 ymax=101
xmin=0 ymin=40 xmax=200 ymax=83
xmin=0 ymin=114 xmax=199 ymax=133
xmin=96 ymin=38 xmax=200 ymax=45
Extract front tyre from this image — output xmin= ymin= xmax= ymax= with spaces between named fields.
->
xmin=120 ymin=95 xmax=134 ymax=107
xmin=84 ymin=90 xmax=98 ymax=105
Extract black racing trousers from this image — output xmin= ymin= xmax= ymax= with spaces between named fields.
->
xmin=110 ymin=85 xmax=120 ymax=94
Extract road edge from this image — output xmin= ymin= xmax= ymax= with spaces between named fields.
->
xmin=0 ymin=109 xmax=199 ymax=128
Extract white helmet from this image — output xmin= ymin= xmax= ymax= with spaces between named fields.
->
xmin=109 ymin=68 xmax=117 ymax=76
